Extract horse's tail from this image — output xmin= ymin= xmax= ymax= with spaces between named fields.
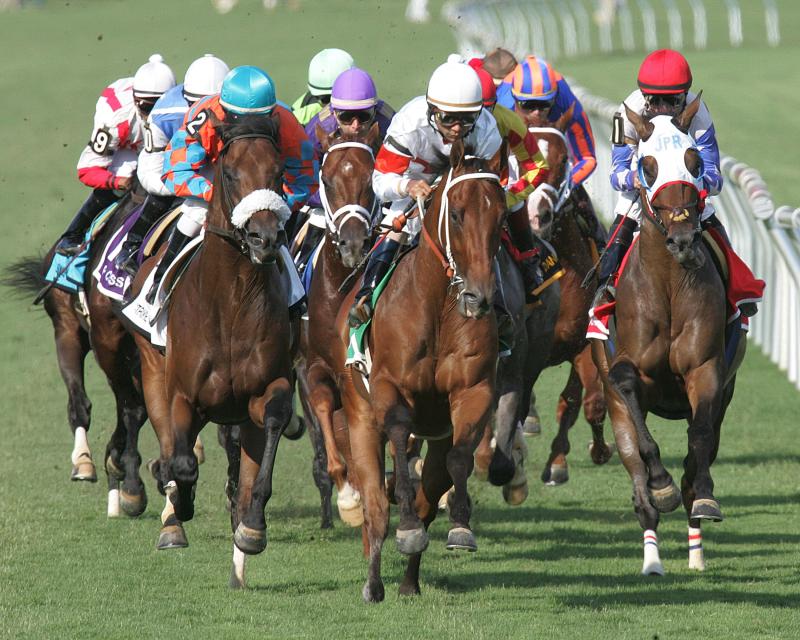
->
xmin=1 ymin=255 xmax=47 ymax=299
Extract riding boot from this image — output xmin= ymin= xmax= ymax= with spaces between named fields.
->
xmin=348 ymin=237 xmax=401 ymax=327
xmin=596 ymin=214 xmax=637 ymax=300
xmin=55 ymin=189 xmax=117 ymax=256
xmin=704 ymin=214 xmax=758 ymax=317
xmin=145 ymin=228 xmax=194 ymax=304
xmin=295 ymin=224 xmax=325 ymax=276
xmin=115 ymin=194 xmax=176 ymax=276
xmin=507 ymin=207 xmax=544 ymax=304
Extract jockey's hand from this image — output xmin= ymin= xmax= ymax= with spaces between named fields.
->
xmin=406 ymin=180 xmax=432 ymax=200
xmin=632 ymin=174 xmax=641 ymax=189
xmin=115 ymin=176 xmax=133 ymax=191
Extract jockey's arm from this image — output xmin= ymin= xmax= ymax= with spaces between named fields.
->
xmin=277 ymin=107 xmax=318 ymax=211
xmin=610 ymin=142 xmax=638 ymax=192
xmin=136 ymin=120 xmax=172 ymax=197
xmin=565 ymin=109 xmax=597 ymax=188
xmin=76 ymin=116 xmax=128 ymax=191
xmin=372 ymin=138 xmax=414 ymax=202
xmin=695 ymin=123 xmax=723 ymax=195
xmin=161 ymin=124 xmax=214 ymax=202
xmin=495 ymin=105 xmax=548 ymax=209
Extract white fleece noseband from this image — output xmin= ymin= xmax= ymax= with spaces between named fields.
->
xmin=230 ymin=189 xmax=291 ymax=229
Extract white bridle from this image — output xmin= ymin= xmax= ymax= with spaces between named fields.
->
xmin=318 ymin=141 xmax=377 ymax=235
xmin=528 ymin=126 xmax=573 ymax=213
xmin=417 ymin=160 xmax=501 ymax=288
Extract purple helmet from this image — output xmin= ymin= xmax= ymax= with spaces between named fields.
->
xmin=330 ymin=68 xmax=378 ymax=111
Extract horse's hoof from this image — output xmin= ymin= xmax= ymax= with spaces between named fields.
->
xmin=120 ymin=487 xmax=148 ymax=517
xmin=146 ymin=458 xmax=160 ymax=480
xmin=446 ymin=527 xmax=477 ymax=552
xmin=438 ymin=488 xmax=453 ymax=511
xmin=234 ymin=523 xmax=267 ymax=555
xmin=502 ymin=480 xmax=529 ymax=506
xmin=641 ymin=559 xmax=665 ymax=576
xmin=688 ymin=554 xmax=706 ymax=572
xmin=105 ymin=456 xmax=124 ymax=481
xmin=229 ymin=570 xmax=246 ymax=590
xmin=650 ymin=481 xmax=682 ymax=513
xmin=71 ymin=455 xmax=97 ymax=482
xmin=398 ymin=580 xmax=421 ymax=596
xmin=522 ymin=415 xmax=541 ymax=437
xmin=157 ymin=524 xmax=188 ymax=550
xmin=588 ymin=440 xmax=615 ymax=465
xmin=396 ymin=527 xmax=429 ymax=555
xmin=336 ymin=483 xmax=364 ymax=527
xmin=543 ymin=463 xmax=568 ymax=486
xmin=282 ymin=413 xmax=306 ymax=441
xmin=362 ymin=580 xmax=385 ymax=603
xmin=691 ymin=498 xmax=723 ymax=522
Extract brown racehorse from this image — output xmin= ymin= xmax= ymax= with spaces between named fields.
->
xmin=133 ymin=113 xmax=297 ymax=588
xmin=340 ymin=140 xmax=507 ymax=602
xmin=591 ymin=98 xmax=746 ymax=575
xmin=295 ymin=124 xmax=382 ymax=528
xmin=522 ymin=110 xmax=613 ymax=483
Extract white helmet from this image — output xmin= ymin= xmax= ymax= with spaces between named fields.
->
xmin=426 ymin=61 xmax=483 ymax=113
xmin=133 ymin=54 xmax=176 ymax=99
xmin=307 ymin=48 xmax=354 ymax=97
xmin=183 ymin=54 xmax=230 ymax=102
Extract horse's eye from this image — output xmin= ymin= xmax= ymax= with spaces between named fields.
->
xmin=684 ymin=149 xmax=703 ymax=179
xmin=450 ymin=208 xmax=463 ymax=225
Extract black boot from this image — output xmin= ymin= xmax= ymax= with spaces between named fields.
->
xmin=596 ymin=215 xmax=637 ymax=299
xmin=145 ymin=228 xmax=193 ymax=304
xmin=294 ymin=224 xmax=325 ymax=276
xmin=115 ymin=195 xmax=175 ymax=276
xmin=507 ymin=207 xmax=545 ymax=303
xmin=55 ymin=189 xmax=117 ymax=256
xmin=348 ymin=237 xmax=400 ymax=327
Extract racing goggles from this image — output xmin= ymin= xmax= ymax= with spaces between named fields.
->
xmin=334 ymin=108 xmax=376 ymax=125
xmin=516 ymin=98 xmax=555 ymax=113
xmin=434 ymin=110 xmax=479 ymax=128
xmin=644 ymin=93 xmax=686 ymax=114
xmin=134 ymin=97 xmax=158 ymax=116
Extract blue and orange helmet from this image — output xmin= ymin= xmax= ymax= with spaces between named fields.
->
xmin=509 ymin=55 xmax=560 ymax=102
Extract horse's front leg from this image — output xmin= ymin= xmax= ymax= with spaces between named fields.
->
xmin=446 ymin=381 xmax=494 ymax=553
xmin=573 ymin=345 xmax=613 ymax=466
xmin=233 ymin=376 xmax=293 ymax=558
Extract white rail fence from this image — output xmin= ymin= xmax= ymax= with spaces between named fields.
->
xmin=445 ymin=1 xmax=800 ymax=391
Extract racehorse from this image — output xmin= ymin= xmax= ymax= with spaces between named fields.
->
xmin=518 ymin=108 xmax=613 ymax=484
xmin=591 ymin=97 xmax=747 ymax=575
xmin=295 ymin=124 xmax=382 ymax=527
xmin=132 ymin=111 xmax=298 ymax=589
xmin=341 ymin=139 xmax=508 ymax=601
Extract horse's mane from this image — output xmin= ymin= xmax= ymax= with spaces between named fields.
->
xmin=216 ymin=113 xmax=280 ymax=146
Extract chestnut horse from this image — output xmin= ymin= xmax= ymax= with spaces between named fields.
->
xmin=133 ymin=113 xmax=297 ymax=588
xmin=591 ymin=99 xmax=746 ymax=575
xmin=295 ymin=124 xmax=382 ymax=528
xmin=341 ymin=140 xmax=507 ymax=602
xmin=520 ymin=111 xmax=613 ymax=484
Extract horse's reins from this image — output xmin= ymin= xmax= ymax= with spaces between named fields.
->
xmin=318 ymin=141 xmax=378 ymax=242
xmin=205 ymin=132 xmax=280 ymax=255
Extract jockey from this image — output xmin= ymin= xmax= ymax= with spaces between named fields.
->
xmin=505 ymin=55 xmax=606 ymax=249
xmin=55 ymin=54 xmax=176 ymax=256
xmin=468 ymin=47 xmax=518 ymax=109
xmin=601 ymin=48 xmax=758 ymax=316
xmin=291 ymin=48 xmax=355 ymax=126
xmin=146 ymin=65 xmax=317 ymax=303
xmin=294 ymin=67 xmax=396 ymax=274
xmin=348 ymin=60 xmax=502 ymax=326
xmin=115 ymin=54 xmax=230 ymax=274
xmin=475 ymin=67 xmax=552 ymax=303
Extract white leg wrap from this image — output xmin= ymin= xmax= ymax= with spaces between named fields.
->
xmin=71 ymin=426 xmax=90 ymax=464
xmin=161 ymin=481 xmax=177 ymax=525
xmin=642 ymin=529 xmax=664 ymax=575
xmin=688 ymin=525 xmax=705 ymax=571
xmin=336 ymin=481 xmax=362 ymax=511
xmin=232 ymin=543 xmax=247 ymax=587
xmin=107 ymin=488 xmax=120 ymax=518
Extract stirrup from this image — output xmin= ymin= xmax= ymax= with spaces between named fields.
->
xmin=55 ymin=236 xmax=83 ymax=257
xmin=348 ymin=296 xmax=373 ymax=328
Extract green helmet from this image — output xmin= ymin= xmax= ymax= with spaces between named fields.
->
xmin=307 ymin=48 xmax=354 ymax=97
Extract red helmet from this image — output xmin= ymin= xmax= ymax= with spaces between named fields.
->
xmin=637 ymin=49 xmax=692 ymax=95
xmin=474 ymin=67 xmax=497 ymax=107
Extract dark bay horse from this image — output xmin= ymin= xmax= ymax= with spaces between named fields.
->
xmin=341 ymin=140 xmax=508 ymax=602
xmin=518 ymin=110 xmax=613 ymax=484
xmin=295 ymin=124 xmax=382 ymax=528
xmin=133 ymin=112 xmax=296 ymax=588
xmin=591 ymin=98 xmax=746 ymax=575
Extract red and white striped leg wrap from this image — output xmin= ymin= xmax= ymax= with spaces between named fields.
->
xmin=688 ymin=525 xmax=705 ymax=571
xmin=642 ymin=529 xmax=664 ymax=576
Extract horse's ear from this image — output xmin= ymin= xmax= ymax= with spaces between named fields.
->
xmin=316 ymin=123 xmax=331 ymax=153
xmin=624 ymin=102 xmax=654 ymax=141
xmin=450 ymin=137 xmax=466 ymax=171
xmin=365 ymin=121 xmax=382 ymax=153
xmin=555 ymin=102 xmax=575 ymax=133
xmin=674 ymin=90 xmax=702 ymax=134
xmin=487 ymin=139 xmax=508 ymax=178
xmin=207 ymin=109 xmax=223 ymax=131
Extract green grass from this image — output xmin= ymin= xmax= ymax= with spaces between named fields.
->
xmin=1 ymin=1 xmax=799 ymax=638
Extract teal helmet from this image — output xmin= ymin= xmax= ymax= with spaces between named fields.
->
xmin=307 ymin=48 xmax=354 ymax=96
xmin=220 ymin=66 xmax=276 ymax=115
